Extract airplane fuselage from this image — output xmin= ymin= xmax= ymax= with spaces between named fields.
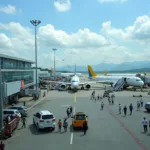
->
xmin=61 ymin=73 xmax=83 ymax=77
xmin=70 ymin=75 xmax=80 ymax=89
xmin=90 ymin=76 xmax=144 ymax=88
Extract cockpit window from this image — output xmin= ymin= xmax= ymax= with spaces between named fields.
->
xmin=72 ymin=80 xmax=76 ymax=82
xmin=136 ymin=79 xmax=141 ymax=81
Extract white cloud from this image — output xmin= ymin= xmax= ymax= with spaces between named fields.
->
xmin=98 ymin=0 xmax=127 ymax=3
xmin=101 ymin=15 xmax=150 ymax=43
xmin=1 ymin=16 xmax=150 ymax=67
xmin=54 ymin=0 xmax=71 ymax=12
xmin=0 ymin=5 xmax=16 ymax=14
xmin=38 ymin=24 xmax=110 ymax=48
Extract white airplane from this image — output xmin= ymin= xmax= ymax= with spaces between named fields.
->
xmin=103 ymin=72 xmax=145 ymax=77
xmin=61 ymin=72 xmax=83 ymax=77
xmin=47 ymin=74 xmax=91 ymax=92
xmin=46 ymin=65 xmax=91 ymax=91
xmin=88 ymin=65 xmax=144 ymax=90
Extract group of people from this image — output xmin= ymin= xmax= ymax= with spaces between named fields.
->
xmin=5 ymin=114 xmax=16 ymax=124
xmin=118 ymin=98 xmax=144 ymax=117
xmin=57 ymin=106 xmax=73 ymax=133
xmin=57 ymin=106 xmax=88 ymax=135
xmin=91 ymin=90 xmax=149 ymax=133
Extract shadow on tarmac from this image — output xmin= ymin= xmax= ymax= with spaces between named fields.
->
xmin=69 ymin=125 xmax=87 ymax=134
xmin=29 ymin=124 xmax=54 ymax=135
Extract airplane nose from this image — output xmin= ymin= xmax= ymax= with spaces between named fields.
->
xmin=141 ymin=81 xmax=144 ymax=86
xmin=73 ymin=83 xmax=78 ymax=87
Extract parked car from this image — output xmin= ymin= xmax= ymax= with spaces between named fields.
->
xmin=33 ymin=110 xmax=56 ymax=131
xmin=72 ymin=112 xmax=88 ymax=129
xmin=8 ymin=106 xmax=27 ymax=117
xmin=3 ymin=109 xmax=21 ymax=120
xmin=145 ymin=102 xmax=150 ymax=112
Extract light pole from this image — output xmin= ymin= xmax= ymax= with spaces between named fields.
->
xmin=0 ymin=64 xmax=3 ymax=130
xmin=30 ymin=20 xmax=41 ymax=96
xmin=52 ymin=48 xmax=57 ymax=80
xmin=62 ymin=59 xmax=64 ymax=72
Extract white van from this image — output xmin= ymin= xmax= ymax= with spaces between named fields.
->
xmin=3 ymin=109 xmax=21 ymax=120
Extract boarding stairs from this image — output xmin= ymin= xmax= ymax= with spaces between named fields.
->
xmin=113 ymin=78 xmax=126 ymax=91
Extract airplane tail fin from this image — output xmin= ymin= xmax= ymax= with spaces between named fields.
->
xmin=88 ymin=65 xmax=97 ymax=78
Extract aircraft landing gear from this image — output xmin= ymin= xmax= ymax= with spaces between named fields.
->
xmin=68 ymin=87 xmax=71 ymax=90
xmin=81 ymin=86 xmax=84 ymax=90
xmin=133 ymin=87 xmax=136 ymax=91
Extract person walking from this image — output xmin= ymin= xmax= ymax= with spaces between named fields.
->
xmin=66 ymin=108 xmax=70 ymax=118
xmin=83 ymin=121 xmax=88 ymax=135
xmin=63 ymin=118 xmax=68 ymax=132
xmin=123 ymin=106 xmax=127 ymax=117
xmin=0 ymin=141 xmax=5 ymax=150
xmin=101 ymin=102 xmax=104 ymax=110
xmin=119 ymin=104 xmax=121 ymax=114
xmin=137 ymin=101 xmax=140 ymax=111
xmin=129 ymin=103 xmax=133 ymax=115
xmin=97 ymin=94 xmax=100 ymax=100
xmin=108 ymin=96 xmax=111 ymax=105
xmin=140 ymin=98 xmax=143 ymax=107
xmin=21 ymin=116 xmax=26 ymax=128
xmin=58 ymin=119 xmax=62 ymax=133
xmin=70 ymin=106 xmax=73 ymax=117
xmin=142 ymin=117 xmax=148 ymax=133
xmin=112 ymin=99 xmax=114 ymax=105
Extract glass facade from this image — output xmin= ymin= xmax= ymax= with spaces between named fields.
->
xmin=1 ymin=58 xmax=32 ymax=70
xmin=2 ymin=71 xmax=34 ymax=84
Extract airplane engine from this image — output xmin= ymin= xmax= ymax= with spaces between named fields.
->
xmin=86 ymin=84 xmax=91 ymax=89
xmin=61 ymin=84 xmax=66 ymax=89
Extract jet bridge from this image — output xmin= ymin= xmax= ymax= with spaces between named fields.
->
xmin=113 ymin=78 xmax=126 ymax=91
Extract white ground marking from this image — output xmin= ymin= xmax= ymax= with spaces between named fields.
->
xmin=70 ymin=93 xmax=76 ymax=144
xmin=70 ymin=132 xmax=74 ymax=144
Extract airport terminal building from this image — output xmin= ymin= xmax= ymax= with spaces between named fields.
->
xmin=0 ymin=54 xmax=34 ymax=105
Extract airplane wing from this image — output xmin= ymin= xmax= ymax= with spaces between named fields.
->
xmin=96 ymin=81 xmax=115 ymax=84
xmin=48 ymin=81 xmax=71 ymax=85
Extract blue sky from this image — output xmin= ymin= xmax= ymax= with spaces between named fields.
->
xmin=0 ymin=0 xmax=150 ymax=68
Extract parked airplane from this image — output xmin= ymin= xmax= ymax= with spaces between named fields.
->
xmin=88 ymin=65 xmax=144 ymax=90
xmin=61 ymin=72 xmax=83 ymax=77
xmin=46 ymin=65 xmax=90 ymax=92
xmin=104 ymin=72 xmax=145 ymax=77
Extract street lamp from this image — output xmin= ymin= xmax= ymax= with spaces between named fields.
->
xmin=30 ymin=20 xmax=41 ymax=96
xmin=52 ymin=48 xmax=57 ymax=80
xmin=62 ymin=59 xmax=64 ymax=72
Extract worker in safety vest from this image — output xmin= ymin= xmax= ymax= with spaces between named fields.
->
xmin=58 ymin=119 xmax=62 ymax=133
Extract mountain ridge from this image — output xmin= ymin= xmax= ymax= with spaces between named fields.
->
xmin=56 ymin=61 xmax=150 ymax=72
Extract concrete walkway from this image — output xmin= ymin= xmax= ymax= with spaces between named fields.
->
xmin=5 ymin=89 xmax=48 ymax=109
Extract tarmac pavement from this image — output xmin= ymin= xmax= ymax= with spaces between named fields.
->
xmin=4 ymin=85 xmax=150 ymax=150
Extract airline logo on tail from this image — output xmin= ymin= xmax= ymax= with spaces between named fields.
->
xmin=88 ymin=65 xmax=97 ymax=78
